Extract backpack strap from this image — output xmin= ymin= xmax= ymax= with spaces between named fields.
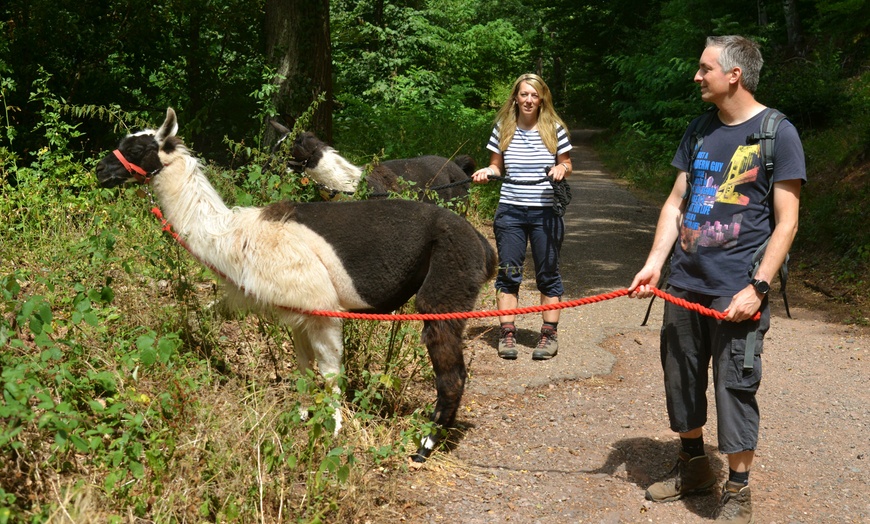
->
xmin=748 ymin=108 xmax=792 ymax=318
xmin=746 ymin=108 xmax=787 ymax=200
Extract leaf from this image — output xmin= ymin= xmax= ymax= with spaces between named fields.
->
xmin=140 ymin=347 xmax=157 ymax=366
xmin=157 ymin=337 xmax=177 ymax=363
xmin=337 ymin=464 xmax=350 ymax=483
xmin=129 ymin=460 xmax=145 ymax=479
xmin=70 ymin=434 xmax=89 ymax=453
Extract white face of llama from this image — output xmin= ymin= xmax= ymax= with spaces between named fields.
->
xmin=95 ymin=108 xmax=180 ymax=187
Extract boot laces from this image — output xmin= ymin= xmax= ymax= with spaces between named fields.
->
xmin=536 ymin=328 xmax=556 ymax=349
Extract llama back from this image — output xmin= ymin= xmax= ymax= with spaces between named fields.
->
xmin=259 ymin=199 xmax=493 ymax=313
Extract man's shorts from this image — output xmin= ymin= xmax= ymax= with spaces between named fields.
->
xmin=660 ymin=286 xmax=770 ymax=454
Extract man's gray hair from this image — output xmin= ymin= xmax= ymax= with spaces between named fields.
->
xmin=706 ymin=35 xmax=764 ymax=93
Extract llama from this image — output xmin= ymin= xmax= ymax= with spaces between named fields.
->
xmin=271 ymin=122 xmax=474 ymax=204
xmin=96 ymin=108 xmax=496 ymax=463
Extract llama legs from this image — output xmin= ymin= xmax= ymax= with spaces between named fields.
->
xmin=292 ymin=318 xmax=345 ymax=435
xmin=412 ymin=318 xmax=468 ymax=462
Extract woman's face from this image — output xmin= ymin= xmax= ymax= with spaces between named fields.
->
xmin=515 ymin=81 xmax=541 ymax=120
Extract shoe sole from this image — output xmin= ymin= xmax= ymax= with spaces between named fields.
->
xmin=531 ymin=351 xmax=557 ymax=360
xmin=499 ymin=353 xmax=518 ymax=360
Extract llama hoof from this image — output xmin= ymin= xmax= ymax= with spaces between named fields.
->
xmin=411 ymin=432 xmax=439 ymax=463
xmin=410 ymin=447 xmax=433 ymax=463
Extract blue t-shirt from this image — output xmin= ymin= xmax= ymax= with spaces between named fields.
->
xmin=487 ymin=125 xmax=572 ymax=207
xmin=668 ymin=108 xmax=807 ymax=295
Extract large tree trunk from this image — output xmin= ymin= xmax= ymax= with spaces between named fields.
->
xmin=264 ymin=0 xmax=333 ymax=145
xmin=757 ymin=0 xmax=768 ymax=26
xmin=782 ymin=0 xmax=803 ymax=55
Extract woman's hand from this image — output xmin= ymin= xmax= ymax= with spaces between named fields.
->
xmin=472 ymin=166 xmax=497 ymax=184
xmin=548 ymin=162 xmax=571 ymax=181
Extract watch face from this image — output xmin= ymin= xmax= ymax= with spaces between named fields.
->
xmin=753 ymin=280 xmax=770 ymax=294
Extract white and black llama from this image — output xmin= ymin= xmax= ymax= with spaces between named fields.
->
xmin=272 ymin=121 xmax=474 ymax=204
xmin=96 ymin=108 xmax=496 ymax=462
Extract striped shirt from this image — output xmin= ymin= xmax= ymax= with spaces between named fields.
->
xmin=487 ymin=125 xmax=572 ymax=207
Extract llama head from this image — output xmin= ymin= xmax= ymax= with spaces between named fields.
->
xmin=96 ymin=108 xmax=180 ymax=187
xmin=291 ymin=131 xmax=328 ymax=170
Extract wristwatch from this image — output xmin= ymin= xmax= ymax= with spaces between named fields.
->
xmin=750 ymin=278 xmax=770 ymax=295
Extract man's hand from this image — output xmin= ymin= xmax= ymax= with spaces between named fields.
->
xmin=723 ymin=285 xmax=763 ymax=322
xmin=628 ymin=266 xmax=660 ymax=299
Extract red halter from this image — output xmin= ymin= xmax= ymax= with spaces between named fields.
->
xmin=113 ymin=149 xmax=154 ymax=184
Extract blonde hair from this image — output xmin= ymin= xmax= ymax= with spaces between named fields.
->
xmin=494 ymin=73 xmax=569 ymax=153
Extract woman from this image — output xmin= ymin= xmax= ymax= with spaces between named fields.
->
xmin=472 ymin=73 xmax=573 ymax=360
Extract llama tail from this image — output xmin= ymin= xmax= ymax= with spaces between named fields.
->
xmin=453 ymin=155 xmax=476 ymax=178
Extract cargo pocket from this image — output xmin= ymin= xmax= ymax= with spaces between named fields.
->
xmin=724 ymin=334 xmax=762 ymax=393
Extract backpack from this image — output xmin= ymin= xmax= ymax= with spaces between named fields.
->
xmin=641 ymin=107 xmax=792 ymax=326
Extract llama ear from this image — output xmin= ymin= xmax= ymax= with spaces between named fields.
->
xmin=156 ymin=107 xmax=179 ymax=142
xmin=270 ymin=120 xmax=291 ymax=135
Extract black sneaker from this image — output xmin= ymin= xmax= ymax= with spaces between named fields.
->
xmin=498 ymin=327 xmax=518 ymax=359
xmin=532 ymin=326 xmax=558 ymax=360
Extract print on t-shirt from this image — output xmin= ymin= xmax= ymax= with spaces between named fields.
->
xmin=681 ymin=143 xmax=761 ymax=253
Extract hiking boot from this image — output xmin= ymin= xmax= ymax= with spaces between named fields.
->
xmin=498 ymin=327 xmax=518 ymax=360
xmin=531 ymin=326 xmax=558 ymax=360
xmin=645 ymin=451 xmax=716 ymax=502
xmin=712 ymin=481 xmax=755 ymax=523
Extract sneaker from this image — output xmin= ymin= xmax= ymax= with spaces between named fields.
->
xmin=498 ymin=327 xmax=518 ymax=359
xmin=645 ymin=451 xmax=717 ymax=502
xmin=531 ymin=326 xmax=558 ymax=360
xmin=713 ymin=481 xmax=755 ymax=523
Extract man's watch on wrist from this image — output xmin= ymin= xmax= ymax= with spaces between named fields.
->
xmin=750 ymin=278 xmax=770 ymax=295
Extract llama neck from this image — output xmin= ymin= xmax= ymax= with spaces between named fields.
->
xmin=153 ymin=151 xmax=233 ymax=245
xmin=307 ymin=147 xmax=361 ymax=193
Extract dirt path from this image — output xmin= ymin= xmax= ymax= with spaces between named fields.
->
xmin=386 ymin=130 xmax=870 ymax=523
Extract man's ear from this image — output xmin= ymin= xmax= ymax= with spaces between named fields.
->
xmin=729 ymin=67 xmax=742 ymax=85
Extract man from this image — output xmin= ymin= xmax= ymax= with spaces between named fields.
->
xmin=629 ymin=35 xmax=805 ymax=523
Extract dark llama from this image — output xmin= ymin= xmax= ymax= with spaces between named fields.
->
xmin=272 ymin=121 xmax=474 ymax=204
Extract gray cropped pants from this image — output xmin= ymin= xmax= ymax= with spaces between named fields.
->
xmin=660 ymin=286 xmax=770 ymax=454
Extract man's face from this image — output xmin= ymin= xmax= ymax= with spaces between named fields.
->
xmin=694 ymin=46 xmax=735 ymax=103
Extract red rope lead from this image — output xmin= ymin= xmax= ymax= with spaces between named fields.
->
xmin=293 ymin=288 xmax=758 ymax=322
xmin=149 ymin=207 xmax=760 ymax=323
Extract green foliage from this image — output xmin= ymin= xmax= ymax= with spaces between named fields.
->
xmin=331 ymin=0 xmax=533 ymax=110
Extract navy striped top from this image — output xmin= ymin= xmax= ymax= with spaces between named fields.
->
xmin=487 ymin=125 xmax=572 ymax=207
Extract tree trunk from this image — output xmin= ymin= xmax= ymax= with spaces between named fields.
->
xmin=757 ymin=0 xmax=768 ymax=26
xmin=264 ymin=0 xmax=333 ymax=144
xmin=782 ymin=0 xmax=803 ymax=54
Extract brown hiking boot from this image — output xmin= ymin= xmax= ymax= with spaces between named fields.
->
xmin=712 ymin=481 xmax=755 ymax=523
xmin=498 ymin=327 xmax=518 ymax=359
xmin=645 ymin=451 xmax=717 ymax=502
xmin=532 ymin=326 xmax=558 ymax=360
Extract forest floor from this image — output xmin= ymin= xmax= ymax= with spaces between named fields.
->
xmin=371 ymin=130 xmax=869 ymax=523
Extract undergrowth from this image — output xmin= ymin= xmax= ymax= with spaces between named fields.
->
xmin=0 ymin=94 xmax=488 ymax=522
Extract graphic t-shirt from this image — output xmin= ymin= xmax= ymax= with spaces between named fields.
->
xmin=668 ymin=109 xmax=806 ymax=295
xmin=487 ymin=125 xmax=572 ymax=207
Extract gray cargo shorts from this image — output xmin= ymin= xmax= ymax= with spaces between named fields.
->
xmin=660 ymin=286 xmax=770 ymax=454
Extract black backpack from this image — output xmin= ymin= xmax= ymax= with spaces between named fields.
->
xmin=641 ymin=107 xmax=792 ymax=325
